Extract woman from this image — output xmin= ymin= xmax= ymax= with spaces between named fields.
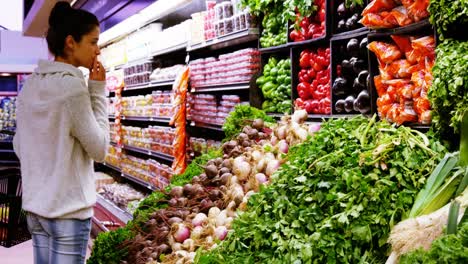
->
xmin=13 ymin=2 xmax=109 ymax=263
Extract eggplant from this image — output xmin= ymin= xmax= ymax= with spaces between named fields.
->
xmin=367 ymin=75 xmax=371 ymax=89
xmin=349 ymin=4 xmax=359 ymax=14
xmin=360 ymin=37 xmax=368 ymax=50
xmin=341 ymin=59 xmax=353 ymax=71
xmin=347 ymin=39 xmax=359 ymax=54
xmin=335 ymin=99 xmax=346 ymax=113
xmin=354 ymin=90 xmax=370 ymax=114
xmin=337 ymin=20 xmax=346 ymax=31
xmin=352 ymin=59 xmax=366 ymax=74
xmin=357 ymin=70 xmax=369 ymax=85
xmin=345 ymin=17 xmax=358 ymax=30
xmin=337 ymin=3 xmax=347 ymax=18
xmin=344 ymin=96 xmax=355 ymax=113
xmin=353 ymin=77 xmax=365 ymax=93
xmin=333 ymin=77 xmax=347 ymax=96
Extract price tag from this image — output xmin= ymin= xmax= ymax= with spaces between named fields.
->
xmin=150 ymin=117 xmax=154 ymax=121
xmin=147 ymin=185 xmax=152 ymax=190
xmin=121 ymin=173 xmax=124 ymax=177
xmin=148 ymin=150 xmax=152 ymax=155
xmin=122 ymin=116 xmax=126 ymax=120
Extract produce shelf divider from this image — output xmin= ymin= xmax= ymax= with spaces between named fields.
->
xmin=102 ymin=162 xmax=158 ymax=191
xmin=187 ymin=28 xmax=259 ymax=52
xmin=96 ymin=194 xmax=133 ymax=224
xmin=124 ymin=79 xmax=175 ymax=91
xmin=368 ymin=19 xmax=432 ymax=38
xmin=259 ymin=43 xmax=290 ymax=54
xmin=121 ymin=115 xmax=172 ymax=124
xmin=191 ymin=82 xmax=250 ymax=93
xmin=189 ymin=121 xmax=224 ymax=132
xmin=122 ymin=144 xmax=175 ymax=162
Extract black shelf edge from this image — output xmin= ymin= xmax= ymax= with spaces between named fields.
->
xmin=122 ymin=144 xmax=174 ymax=162
xmin=305 ymin=114 xmax=363 ymax=121
xmin=124 ymin=80 xmax=175 ymax=91
xmin=121 ymin=116 xmax=172 ymax=123
xmin=191 ymin=82 xmax=250 ymax=93
xmin=109 ymin=115 xmax=116 ymax=119
xmin=101 ymin=162 xmax=158 ymax=191
xmin=187 ymin=28 xmax=259 ymax=52
xmin=368 ymin=19 xmax=431 ymax=37
xmin=287 ymin=36 xmax=330 ymax=48
xmin=189 ymin=121 xmax=224 ymax=131
xmin=331 ymin=28 xmax=370 ymax=41
xmin=267 ymin=113 xmax=288 ymax=119
xmin=259 ymin=43 xmax=290 ymax=53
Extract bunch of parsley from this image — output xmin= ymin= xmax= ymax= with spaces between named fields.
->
xmin=199 ymin=116 xmax=445 ymax=263
xmin=222 ymin=105 xmax=274 ymax=140
xmin=429 ymin=0 xmax=468 ymax=40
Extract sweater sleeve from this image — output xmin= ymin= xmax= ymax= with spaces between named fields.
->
xmin=67 ymin=79 xmax=109 ymax=162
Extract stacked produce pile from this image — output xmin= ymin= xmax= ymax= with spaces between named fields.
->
xmin=371 ymin=35 xmax=435 ymax=125
xmin=334 ymin=0 xmax=366 ymax=33
xmin=99 ymin=183 xmax=146 ymax=214
xmin=121 ymin=110 xmax=315 ymax=263
xmin=360 ymin=0 xmax=430 ymax=29
xmin=200 ymin=116 xmax=446 ymax=263
xmin=256 ymin=57 xmax=292 ymax=114
xmin=289 ymin=0 xmax=326 ymax=42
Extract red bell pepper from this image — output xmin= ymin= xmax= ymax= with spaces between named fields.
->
xmin=295 ymin=98 xmax=305 ymax=109
xmin=297 ymin=82 xmax=311 ymax=100
xmin=300 ymin=52 xmax=310 ymax=68
xmin=307 ymin=68 xmax=316 ymax=79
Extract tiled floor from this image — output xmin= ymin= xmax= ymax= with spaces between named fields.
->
xmin=0 ymin=239 xmax=92 ymax=264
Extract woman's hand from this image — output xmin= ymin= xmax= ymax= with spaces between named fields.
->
xmin=89 ymin=58 xmax=106 ymax=81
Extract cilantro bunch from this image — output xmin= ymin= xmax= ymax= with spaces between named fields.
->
xmin=429 ymin=0 xmax=468 ymax=40
xmin=222 ymin=105 xmax=274 ymax=140
xmin=199 ymin=117 xmax=445 ymax=263
xmin=429 ymin=39 xmax=468 ymax=146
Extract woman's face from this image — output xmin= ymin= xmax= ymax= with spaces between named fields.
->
xmin=69 ymin=26 xmax=101 ymax=69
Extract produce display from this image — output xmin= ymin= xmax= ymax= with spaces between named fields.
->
xmin=334 ymin=0 xmax=366 ymax=34
xmin=256 ymin=57 xmax=292 ymax=114
xmin=260 ymin=9 xmax=288 ymax=47
xmin=202 ymin=116 xmax=446 ymax=263
xmin=149 ymin=65 xmax=184 ymax=82
xmin=189 ymin=137 xmax=222 ymax=158
xmin=190 ymin=48 xmax=261 ymax=88
xmin=333 ymin=37 xmax=371 ymax=114
xmin=428 ymin=39 xmax=468 ymax=143
xmin=360 ymin=0 xmax=430 ymax=29
xmin=105 ymin=145 xmax=120 ymax=168
xmin=188 ymin=94 xmax=244 ymax=126
xmin=295 ymin=47 xmax=331 ymax=114
xmin=289 ymin=0 xmax=326 ymax=42
xmin=222 ymin=104 xmax=275 ymax=139
xmin=429 ymin=0 xmax=468 ymax=40
xmin=121 ymin=155 xmax=171 ymax=189
xmin=371 ymin=34 xmax=435 ymax=125
xmin=0 ymin=97 xmax=16 ymax=132
xmin=99 ymin=182 xmax=146 ymax=213
xmin=121 ymin=92 xmax=173 ymax=118
xmin=122 ymin=125 xmax=176 ymax=156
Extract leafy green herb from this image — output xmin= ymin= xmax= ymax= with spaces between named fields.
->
xmin=87 ymin=227 xmax=134 ymax=264
xmin=223 ymin=105 xmax=274 ymax=140
xmin=200 ymin=116 xmax=445 ymax=263
xmin=399 ymin=221 xmax=468 ymax=263
xmin=429 ymin=0 xmax=468 ymax=40
xmin=428 ymin=38 xmax=468 ymax=147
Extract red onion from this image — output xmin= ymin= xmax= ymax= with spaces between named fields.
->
xmin=308 ymin=123 xmax=321 ymax=134
xmin=278 ymin=140 xmax=289 ymax=154
xmin=266 ymin=159 xmax=281 ymax=176
xmin=170 ymin=186 xmax=184 ymax=198
xmin=255 ymin=173 xmax=268 ymax=184
xmin=173 ymin=223 xmax=190 ymax=243
xmin=168 ymin=217 xmax=183 ymax=225
xmin=214 ymin=226 xmax=228 ymax=240
xmin=270 ymin=135 xmax=278 ymax=146
xmin=192 ymin=213 xmax=207 ymax=227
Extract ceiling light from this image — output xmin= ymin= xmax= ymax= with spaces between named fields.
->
xmin=0 ymin=73 xmax=12 ymax=76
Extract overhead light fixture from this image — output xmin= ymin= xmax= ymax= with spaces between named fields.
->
xmin=0 ymin=73 xmax=12 ymax=76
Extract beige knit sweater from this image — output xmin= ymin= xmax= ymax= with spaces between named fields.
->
xmin=13 ymin=60 xmax=109 ymax=219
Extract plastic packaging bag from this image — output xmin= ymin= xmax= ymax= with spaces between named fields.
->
xmin=386 ymin=6 xmax=414 ymax=27
xmin=391 ymin=35 xmax=413 ymax=53
xmin=411 ymin=36 xmax=435 ymax=59
xmin=362 ymin=0 xmax=398 ymax=16
xmin=360 ymin=13 xmax=395 ymax=28
xmin=374 ymin=75 xmax=389 ymax=96
xmin=407 ymin=0 xmax=430 ymax=22
xmin=368 ymin=41 xmax=403 ymax=64
xmin=388 ymin=59 xmax=413 ymax=78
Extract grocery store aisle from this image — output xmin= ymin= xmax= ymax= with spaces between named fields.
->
xmin=0 ymin=239 xmax=92 ymax=263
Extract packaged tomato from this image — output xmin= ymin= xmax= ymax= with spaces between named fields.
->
xmin=368 ymin=41 xmax=403 ymax=64
xmin=386 ymin=104 xmax=401 ymax=123
xmin=397 ymin=83 xmax=414 ymax=101
xmin=396 ymin=102 xmax=418 ymax=124
xmin=379 ymin=103 xmax=393 ymax=118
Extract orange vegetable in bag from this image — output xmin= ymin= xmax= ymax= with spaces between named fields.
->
xmin=386 ymin=104 xmax=401 ymax=123
xmin=407 ymin=0 xmax=430 ymax=21
xmin=413 ymin=97 xmax=431 ymax=115
xmin=362 ymin=0 xmax=398 ymax=16
xmin=379 ymin=103 xmax=393 ymax=117
xmin=419 ymin=110 xmax=431 ymax=124
xmin=391 ymin=35 xmax=413 ymax=53
xmin=387 ymin=85 xmax=398 ymax=101
xmin=388 ymin=59 xmax=413 ymax=78
xmin=374 ymin=75 xmax=389 ymax=96
xmin=387 ymin=6 xmax=414 ymax=27
xmin=411 ymin=36 xmax=435 ymax=58
xmin=397 ymin=83 xmax=415 ymax=101
xmin=360 ymin=13 xmax=395 ymax=28
xmin=368 ymin=41 xmax=403 ymax=64
xmin=382 ymin=78 xmax=411 ymax=88
xmin=377 ymin=93 xmax=392 ymax=108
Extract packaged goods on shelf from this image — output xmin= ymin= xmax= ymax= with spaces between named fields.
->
xmin=109 ymin=123 xmax=121 ymax=143
xmin=360 ymin=0 xmax=429 ymax=29
xmin=107 ymin=97 xmax=117 ymax=116
xmin=370 ymin=35 xmax=435 ymax=125
xmin=149 ymin=64 xmax=184 ymax=82
xmin=124 ymin=62 xmax=153 ymax=86
xmin=122 ymin=125 xmax=176 ymax=156
xmin=126 ymin=23 xmax=163 ymax=62
xmin=188 ymin=94 xmax=243 ymax=125
xmin=149 ymin=20 xmax=191 ymax=54
xmin=189 ymin=48 xmax=260 ymax=87
xmin=188 ymin=137 xmax=221 ymax=157
xmin=101 ymin=40 xmax=127 ymax=69
xmin=121 ymin=92 xmax=174 ymax=118
xmin=0 ymin=97 xmax=16 ymax=132
xmin=105 ymin=145 xmax=121 ymax=168
xmin=98 ymin=182 xmax=146 ymax=211
xmin=94 ymin=172 xmax=115 ymax=191
xmin=121 ymin=154 xmax=171 ymax=189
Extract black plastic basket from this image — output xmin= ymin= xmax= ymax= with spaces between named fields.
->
xmin=0 ymin=167 xmax=30 ymax=248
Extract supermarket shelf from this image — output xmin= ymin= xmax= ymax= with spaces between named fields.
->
xmin=331 ymin=28 xmax=370 ymax=41
xmin=287 ymin=36 xmax=329 ymax=48
xmin=96 ymin=194 xmax=133 ymax=224
xmin=109 ymin=115 xmax=116 ymax=119
xmin=101 ymin=162 xmax=158 ymax=191
xmin=259 ymin=43 xmax=290 ymax=54
xmin=267 ymin=113 xmax=287 ymax=119
xmin=91 ymin=216 xmax=109 ymax=233
xmin=368 ymin=19 xmax=432 ymax=37
xmin=122 ymin=144 xmax=175 ymax=162
xmin=151 ymin=43 xmax=188 ymax=57
xmin=121 ymin=115 xmax=172 ymax=123
xmin=124 ymin=79 xmax=175 ymax=91
xmin=191 ymin=82 xmax=250 ymax=93
xmin=187 ymin=28 xmax=259 ymax=52
xmin=189 ymin=121 xmax=223 ymax=131
xmin=306 ymin=114 xmax=362 ymax=121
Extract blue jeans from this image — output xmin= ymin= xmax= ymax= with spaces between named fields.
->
xmin=26 ymin=213 xmax=91 ymax=264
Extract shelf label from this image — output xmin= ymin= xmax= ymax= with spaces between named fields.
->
xmin=148 ymin=150 xmax=152 ymax=155
xmin=150 ymin=117 xmax=154 ymax=121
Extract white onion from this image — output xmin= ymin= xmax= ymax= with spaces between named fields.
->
xmin=265 ymin=152 xmax=275 ymax=161
xmin=229 ymin=176 xmax=239 ymax=186
xmin=216 ymin=210 xmax=228 ymax=227
xmin=245 ymin=190 xmax=255 ymax=199
xmin=175 ymin=250 xmax=189 ymax=258
xmin=208 ymin=207 xmax=221 ymax=219
xmin=172 ymin=242 xmax=182 ymax=251
xmin=233 ymin=161 xmax=251 ymax=181
xmin=256 ymin=158 xmax=267 ymax=172
xmin=265 ymin=159 xmax=281 ymax=176
xmin=225 ymin=217 xmax=234 ymax=227
xmin=276 ymin=125 xmax=287 ymax=139
xmin=205 ymin=235 xmax=214 ymax=245
xmin=278 ymin=140 xmax=289 ymax=154
xmin=182 ymin=238 xmax=195 ymax=252
xmin=231 ymin=184 xmax=245 ymax=205
xmin=251 ymin=150 xmax=263 ymax=161
xmin=191 ymin=226 xmax=203 ymax=239
xmin=192 ymin=213 xmax=208 ymax=227
xmin=214 ymin=226 xmax=228 ymax=240
xmin=173 ymin=223 xmax=190 ymax=243
xmin=270 ymin=135 xmax=278 ymax=145
xmin=255 ymin=173 xmax=268 ymax=184
xmin=292 ymin=109 xmax=308 ymax=123
xmin=243 ymin=180 xmax=252 ymax=192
